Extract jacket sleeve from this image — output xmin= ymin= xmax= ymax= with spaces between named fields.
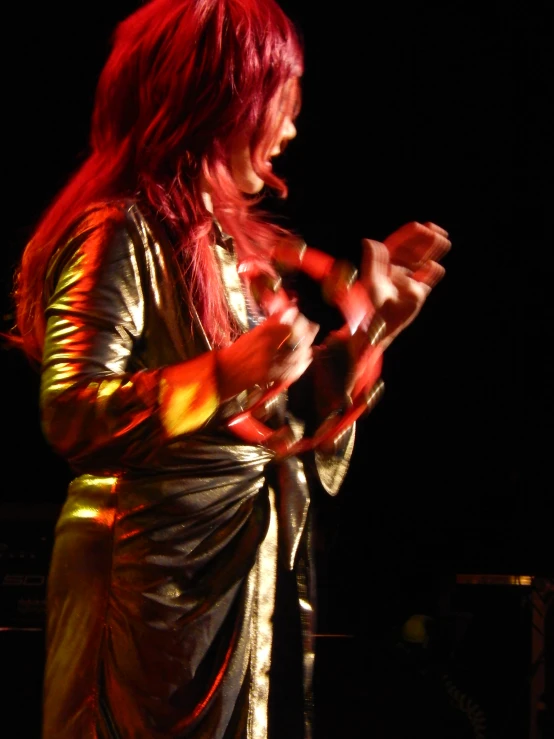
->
xmin=40 ymin=208 xmax=220 ymax=471
xmin=287 ymin=337 xmax=356 ymax=496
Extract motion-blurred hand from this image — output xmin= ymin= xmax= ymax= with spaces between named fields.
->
xmin=360 ymin=221 xmax=451 ymax=347
xmin=217 ymin=305 xmax=320 ymax=400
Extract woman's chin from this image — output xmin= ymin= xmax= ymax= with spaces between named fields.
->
xmin=240 ymin=176 xmax=265 ymax=195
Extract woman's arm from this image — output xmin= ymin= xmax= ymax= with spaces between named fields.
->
xmin=40 ymin=209 xmax=319 ymax=469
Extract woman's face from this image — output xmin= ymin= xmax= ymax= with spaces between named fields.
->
xmin=230 ymin=79 xmax=299 ymax=194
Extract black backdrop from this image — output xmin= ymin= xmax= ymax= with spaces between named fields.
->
xmin=0 ymin=1 xmax=551 ymax=735
xmin=2 ymin=0 xmax=550 ymax=564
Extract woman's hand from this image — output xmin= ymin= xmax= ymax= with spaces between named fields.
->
xmin=360 ymin=221 xmax=451 ymax=348
xmin=383 ymin=221 xmax=451 ymax=271
xmin=217 ymin=306 xmax=320 ymax=401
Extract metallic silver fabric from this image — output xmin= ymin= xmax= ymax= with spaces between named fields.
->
xmin=40 ymin=201 xmax=353 ymax=738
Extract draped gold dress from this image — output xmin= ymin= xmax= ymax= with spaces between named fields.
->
xmin=40 ymin=201 xmax=354 ymax=738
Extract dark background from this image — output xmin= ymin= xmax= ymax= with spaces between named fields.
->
xmin=0 ymin=1 xmax=551 ymax=737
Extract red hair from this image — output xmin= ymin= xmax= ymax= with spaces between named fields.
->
xmin=13 ymin=0 xmax=304 ymax=362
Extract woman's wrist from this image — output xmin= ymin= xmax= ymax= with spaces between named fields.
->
xmin=159 ymin=353 xmax=220 ymax=437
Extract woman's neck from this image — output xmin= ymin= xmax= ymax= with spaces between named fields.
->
xmin=201 ymin=190 xmax=214 ymax=214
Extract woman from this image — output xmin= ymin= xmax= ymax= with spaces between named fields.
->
xmin=10 ymin=0 xmax=450 ymax=736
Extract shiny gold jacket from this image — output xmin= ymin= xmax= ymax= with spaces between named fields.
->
xmin=40 ymin=201 xmax=353 ymax=738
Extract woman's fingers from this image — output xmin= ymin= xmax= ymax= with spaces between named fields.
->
xmin=268 ymin=312 xmax=319 ymax=385
xmin=411 ymin=260 xmax=446 ymax=288
xmin=217 ymin=313 xmax=296 ymax=398
xmin=384 ymin=221 xmax=451 ymax=270
xmin=230 ymin=307 xmax=319 ymax=390
xmin=359 ymin=239 xmax=398 ymax=310
xmin=423 ymin=221 xmax=450 ymax=238
xmin=360 ymin=238 xmax=390 ymax=284
xmin=289 ymin=312 xmax=320 ymax=349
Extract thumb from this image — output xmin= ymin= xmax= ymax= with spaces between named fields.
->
xmin=360 ymin=239 xmax=395 ymax=310
xmin=360 ymin=239 xmax=390 ymax=289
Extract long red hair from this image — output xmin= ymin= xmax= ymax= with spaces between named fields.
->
xmin=12 ymin=0 xmax=304 ymax=362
